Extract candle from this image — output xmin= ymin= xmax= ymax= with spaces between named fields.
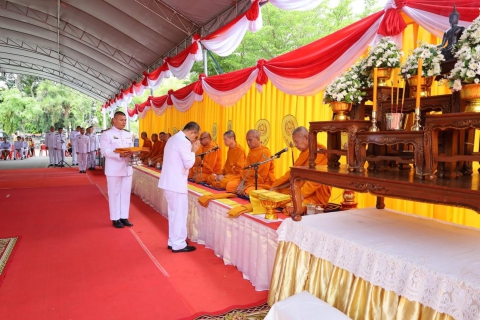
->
xmin=416 ymin=58 xmax=423 ymax=109
xmin=373 ymin=68 xmax=378 ymax=112
xmin=391 ymin=80 xmax=394 ymax=106
xmin=401 ymin=78 xmax=406 ymax=113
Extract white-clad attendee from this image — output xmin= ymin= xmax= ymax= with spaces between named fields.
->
xmin=87 ymin=126 xmax=99 ymax=170
xmin=1 ymin=137 xmax=11 ymax=160
xmin=54 ymin=127 xmax=67 ymax=167
xmin=45 ymin=126 xmax=57 ymax=167
xmin=13 ymin=136 xmax=24 ymax=160
xmin=158 ymin=121 xmax=200 ymax=253
xmin=70 ymin=126 xmax=80 ymax=166
xmin=22 ymin=137 xmax=29 ymax=158
xmin=75 ymin=127 xmax=90 ymax=173
xmin=100 ymin=111 xmax=134 ymax=229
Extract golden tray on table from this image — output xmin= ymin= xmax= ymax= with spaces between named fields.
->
xmin=249 ymin=190 xmax=291 ymax=220
xmin=114 ymin=147 xmax=150 ymax=166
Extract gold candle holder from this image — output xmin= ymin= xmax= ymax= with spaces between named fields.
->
xmin=259 ymin=198 xmax=291 ymax=220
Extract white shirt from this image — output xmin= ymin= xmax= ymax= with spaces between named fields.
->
xmin=70 ymin=131 xmax=79 ymax=146
xmin=23 ymin=141 xmax=28 ymax=148
xmin=100 ymin=127 xmax=133 ymax=177
xmin=75 ymin=134 xmax=90 ymax=153
xmin=13 ymin=141 xmax=23 ymax=149
xmin=1 ymin=141 xmax=11 ymax=150
xmin=158 ymin=131 xmax=195 ymax=194
xmin=55 ymin=132 xmax=67 ymax=150
xmin=45 ymin=132 xmax=56 ymax=148
xmin=88 ymin=133 xmax=99 ymax=152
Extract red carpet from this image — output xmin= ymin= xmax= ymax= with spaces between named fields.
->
xmin=0 ymin=168 xmax=269 ymax=319
xmin=0 ymin=184 xmax=191 ymax=320
xmin=0 ymin=236 xmax=20 ymax=287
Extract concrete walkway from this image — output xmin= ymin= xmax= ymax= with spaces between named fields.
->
xmin=0 ymin=153 xmax=75 ymax=170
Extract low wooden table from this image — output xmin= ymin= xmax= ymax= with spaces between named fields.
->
xmin=289 ymin=165 xmax=480 ymax=221
xmin=309 ymin=120 xmax=371 ymax=169
xmin=424 ymin=113 xmax=480 ymax=180
xmin=352 ymin=131 xmax=425 ymax=176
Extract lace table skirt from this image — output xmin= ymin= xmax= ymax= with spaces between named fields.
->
xmin=277 ymin=208 xmax=480 ymax=320
xmin=132 ymin=167 xmax=278 ymax=291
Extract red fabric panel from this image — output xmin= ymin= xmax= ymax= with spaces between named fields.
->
xmin=256 ymin=59 xmax=268 ymax=86
xmin=401 ymin=0 xmax=479 ymax=21
xmin=127 ymin=107 xmax=136 ymax=117
xmin=167 ymin=90 xmax=174 ymax=106
xmin=245 ymin=0 xmax=260 ymax=21
xmin=149 ymin=95 xmax=167 ymax=108
xmin=147 ymin=62 xmax=169 ymax=81
xmin=201 ymin=14 xmax=245 ymax=41
xmin=203 ymin=67 xmax=256 ymax=91
xmin=378 ymin=8 xmax=407 ymax=36
xmin=193 ymin=80 xmax=203 ymax=95
xmin=167 ymin=43 xmax=198 ymax=68
xmin=172 ymin=82 xmax=196 ymax=100
xmin=264 ymin=11 xmax=384 ymax=79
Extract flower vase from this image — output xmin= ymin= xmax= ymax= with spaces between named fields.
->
xmin=371 ymin=68 xmax=392 ymax=86
xmin=407 ymin=76 xmax=434 ymax=98
xmin=330 ymin=101 xmax=352 ymax=121
xmin=460 ymin=83 xmax=480 ymax=113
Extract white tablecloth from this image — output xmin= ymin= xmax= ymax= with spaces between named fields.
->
xmin=265 ymin=291 xmax=351 ymax=320
xmin=132 ymin=167 xmax=278 ymax=291
xmin=277 ymin=208 xmax=480 ymax=320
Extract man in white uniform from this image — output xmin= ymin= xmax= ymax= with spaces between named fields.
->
xmin=87 ymin=126 xmax=99 ymax=170
xmin=1 ymin=137 xmax=11 ymax=160
xmin=55 ymin=127 xmax=67 ymax=167
xmin=13 ymin=136 xmax=23 ymax=160
xmin=70 ymin=126 xmax=80 ymax=166
xmin=22 ymin=137 xmax=29 ymax=158
xmin=45 ymin=126 xmax=57 ymax=166
xmin=75 ymin=127 xmax=90 ymax=173
xmin=158 ymin=121 xmax=200 ymax=253
xmin=100 ymin=111 xmax=134 ymax=229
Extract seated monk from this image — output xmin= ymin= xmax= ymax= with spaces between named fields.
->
xmin=139 ymin=131 xmax=152 ymax=158
xmin=226 ymin=129 xmax=275 ymax=196
xmin=188 ymin=132 xmax=222 ymax=183
xmin=207 ymin=130 xmax=246 ymax=189
xmin=141 ymin=133 xmax=160 ymax=164
xmin=271 ymin=126 xmax=331 ymax=206
xmin=150 ymin=132 xmax=166 ymax=166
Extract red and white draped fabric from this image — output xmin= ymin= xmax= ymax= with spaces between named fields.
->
xmin=200 ymin=0 xmax=262 ymax=57
xmin=165 ymin=35 xmax=203 ymax=79
xmin=267 ymin=0 xmax=323 ymax=11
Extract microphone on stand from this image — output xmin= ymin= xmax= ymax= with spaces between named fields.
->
xmin=273 ymin=147 xmax=288 ymax=158
xmin=196 ymin=145 xmax=219 ymax=157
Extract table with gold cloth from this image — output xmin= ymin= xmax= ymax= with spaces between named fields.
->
xmin=131 ymin=166 xmax=280 ymax=291
xmin=268 ymin=208 xmax=480 ymax=320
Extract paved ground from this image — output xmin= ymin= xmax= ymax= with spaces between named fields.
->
xmin=0 ymin=152 xmax=75 ymax=170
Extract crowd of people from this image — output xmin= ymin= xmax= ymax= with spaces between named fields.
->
xmin=1 ymin=136 xmax=35 ymax=160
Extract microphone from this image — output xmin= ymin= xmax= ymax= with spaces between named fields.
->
xmin=196 ymin=145 xmax=219 ymax=157
xmin=273 ymin=147 xmax=288 ymax=158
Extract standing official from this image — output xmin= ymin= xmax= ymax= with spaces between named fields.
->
xmin=55 ymin=127 xmax=67 ymax=167
xmin=87 ymin=127 xmax=99 ymax=170
xmin=100 ymin=111 xmax=134 ymax=229
xmin=158 ymin=121 xmax=200 ymax=253
xmin=45 ymin=126 xmax=56 ymax=166
xmin=75 ymin=127 xmax=90 ymax=173
xmin=70 ymin=126 xmax=80 ymax=166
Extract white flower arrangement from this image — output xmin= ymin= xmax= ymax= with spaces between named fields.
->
xmin=364 ymin=37 xmax=403 ymax=70
xmin=400 ymin=42 xmax=444 ymax=79
xmin=324 ymin=68 xmax=365 ymax=104
xmin=449 ymin=16 xmax=480 ymax=91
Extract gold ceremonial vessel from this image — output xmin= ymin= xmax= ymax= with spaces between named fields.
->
xmin=372 ymin=68 xmax=392 ymax=86
xmin=460 ymin=83 xmax=480 ymax=113
xmin=114 ymin=147 xmax=149 ymax=166
xmin=249 ymin=190 xmax=291 ymax=220
xmin=330 ymin=101 xmax=352 ymax=121
xmin=407 ymin=76 xmax=434 ymax=98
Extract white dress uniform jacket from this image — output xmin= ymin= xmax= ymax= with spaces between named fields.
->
xmin=55 ymin=133 xmax=67 ymax=150
xmin=100 ymin=127 xmax=133 ymax=177
xmin=75 ymin=134 xmax=90 ymax=153
xmin=89 ymin=133 xmax=99 ymax=152
xmin=158 ymin=131 xmax=195 ymax=193
xmin=45 ymin=132 xmax=56 ymax=148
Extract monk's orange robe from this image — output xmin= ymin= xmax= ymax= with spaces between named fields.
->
xmin=151 ymin=141 xmax=166 ymax=165
xmin=139 ymin=137 xmax=152 ymax=157
xmin=207 ymin=144 xmax=246 ymax=189
xmin=226 ymin=145 xmax=275 ymax=196
xmin=142 ymin=140 xmax=162 ymax=162
xmin=188 ymin=142 xmax=222 ymax=183
xmin=271 ymin=144 xmax=331 ymax=206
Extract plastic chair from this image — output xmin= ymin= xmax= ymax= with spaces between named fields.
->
xmin=39 ymin=144 xmax=47 ymax=156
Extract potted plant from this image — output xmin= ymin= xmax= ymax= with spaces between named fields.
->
xmin=324 ymin=68 xmax=366 ymax=120
xmin=363 ymin=37 xmax=403 ymax=85
xmin=400 ymin=42 xmax=444 ymax=97
xmin=449 ymin=16 xmax=480 ymax=112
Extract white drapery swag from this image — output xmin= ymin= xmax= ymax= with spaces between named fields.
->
xmin=268 ymin=0 xmax=323 ymax=11
xmin=137 ymin=106 xmax=150 ymax=119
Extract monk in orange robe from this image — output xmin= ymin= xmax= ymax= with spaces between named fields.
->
xmin=207 ymin=130 xmax=246 ymax=189
xmin=188 ymin=132 xmax=222 ymax=183
xmin=271 ymin=126 xmax=331 ymax=206
xmin=139 ymin=131 xmax=152 ymax=158
xmin=150 ymin=132 xmax=167 ymax=166
xmin=141 ymin=133 xmax=161 ymax=164
xmin=226 ymin=129 xmax=275 ymax=196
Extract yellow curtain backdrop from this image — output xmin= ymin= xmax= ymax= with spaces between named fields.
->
xmin=139 ymin=19 xmax=480 ymax=229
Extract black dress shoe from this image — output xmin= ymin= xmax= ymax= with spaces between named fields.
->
xmin=167 ymin=240 xmax=188 ymax=250
xmin=112 ymin=220 xmax=124 ymax=228
xmin=119 ymin=218 xmax=133 ymax=227
xmin=172 ymin=245 xmax=196 ymax=253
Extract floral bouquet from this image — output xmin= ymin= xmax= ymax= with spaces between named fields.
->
xmin=363 ymin=37 xmax=402 ymax=71
xmin=449 ymin=16 xmax=480 ymax=91
xmin=324 ymin=68 xmax=365 ymax=104
xmin=400 ymin=42 xmax=444 ymax=79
